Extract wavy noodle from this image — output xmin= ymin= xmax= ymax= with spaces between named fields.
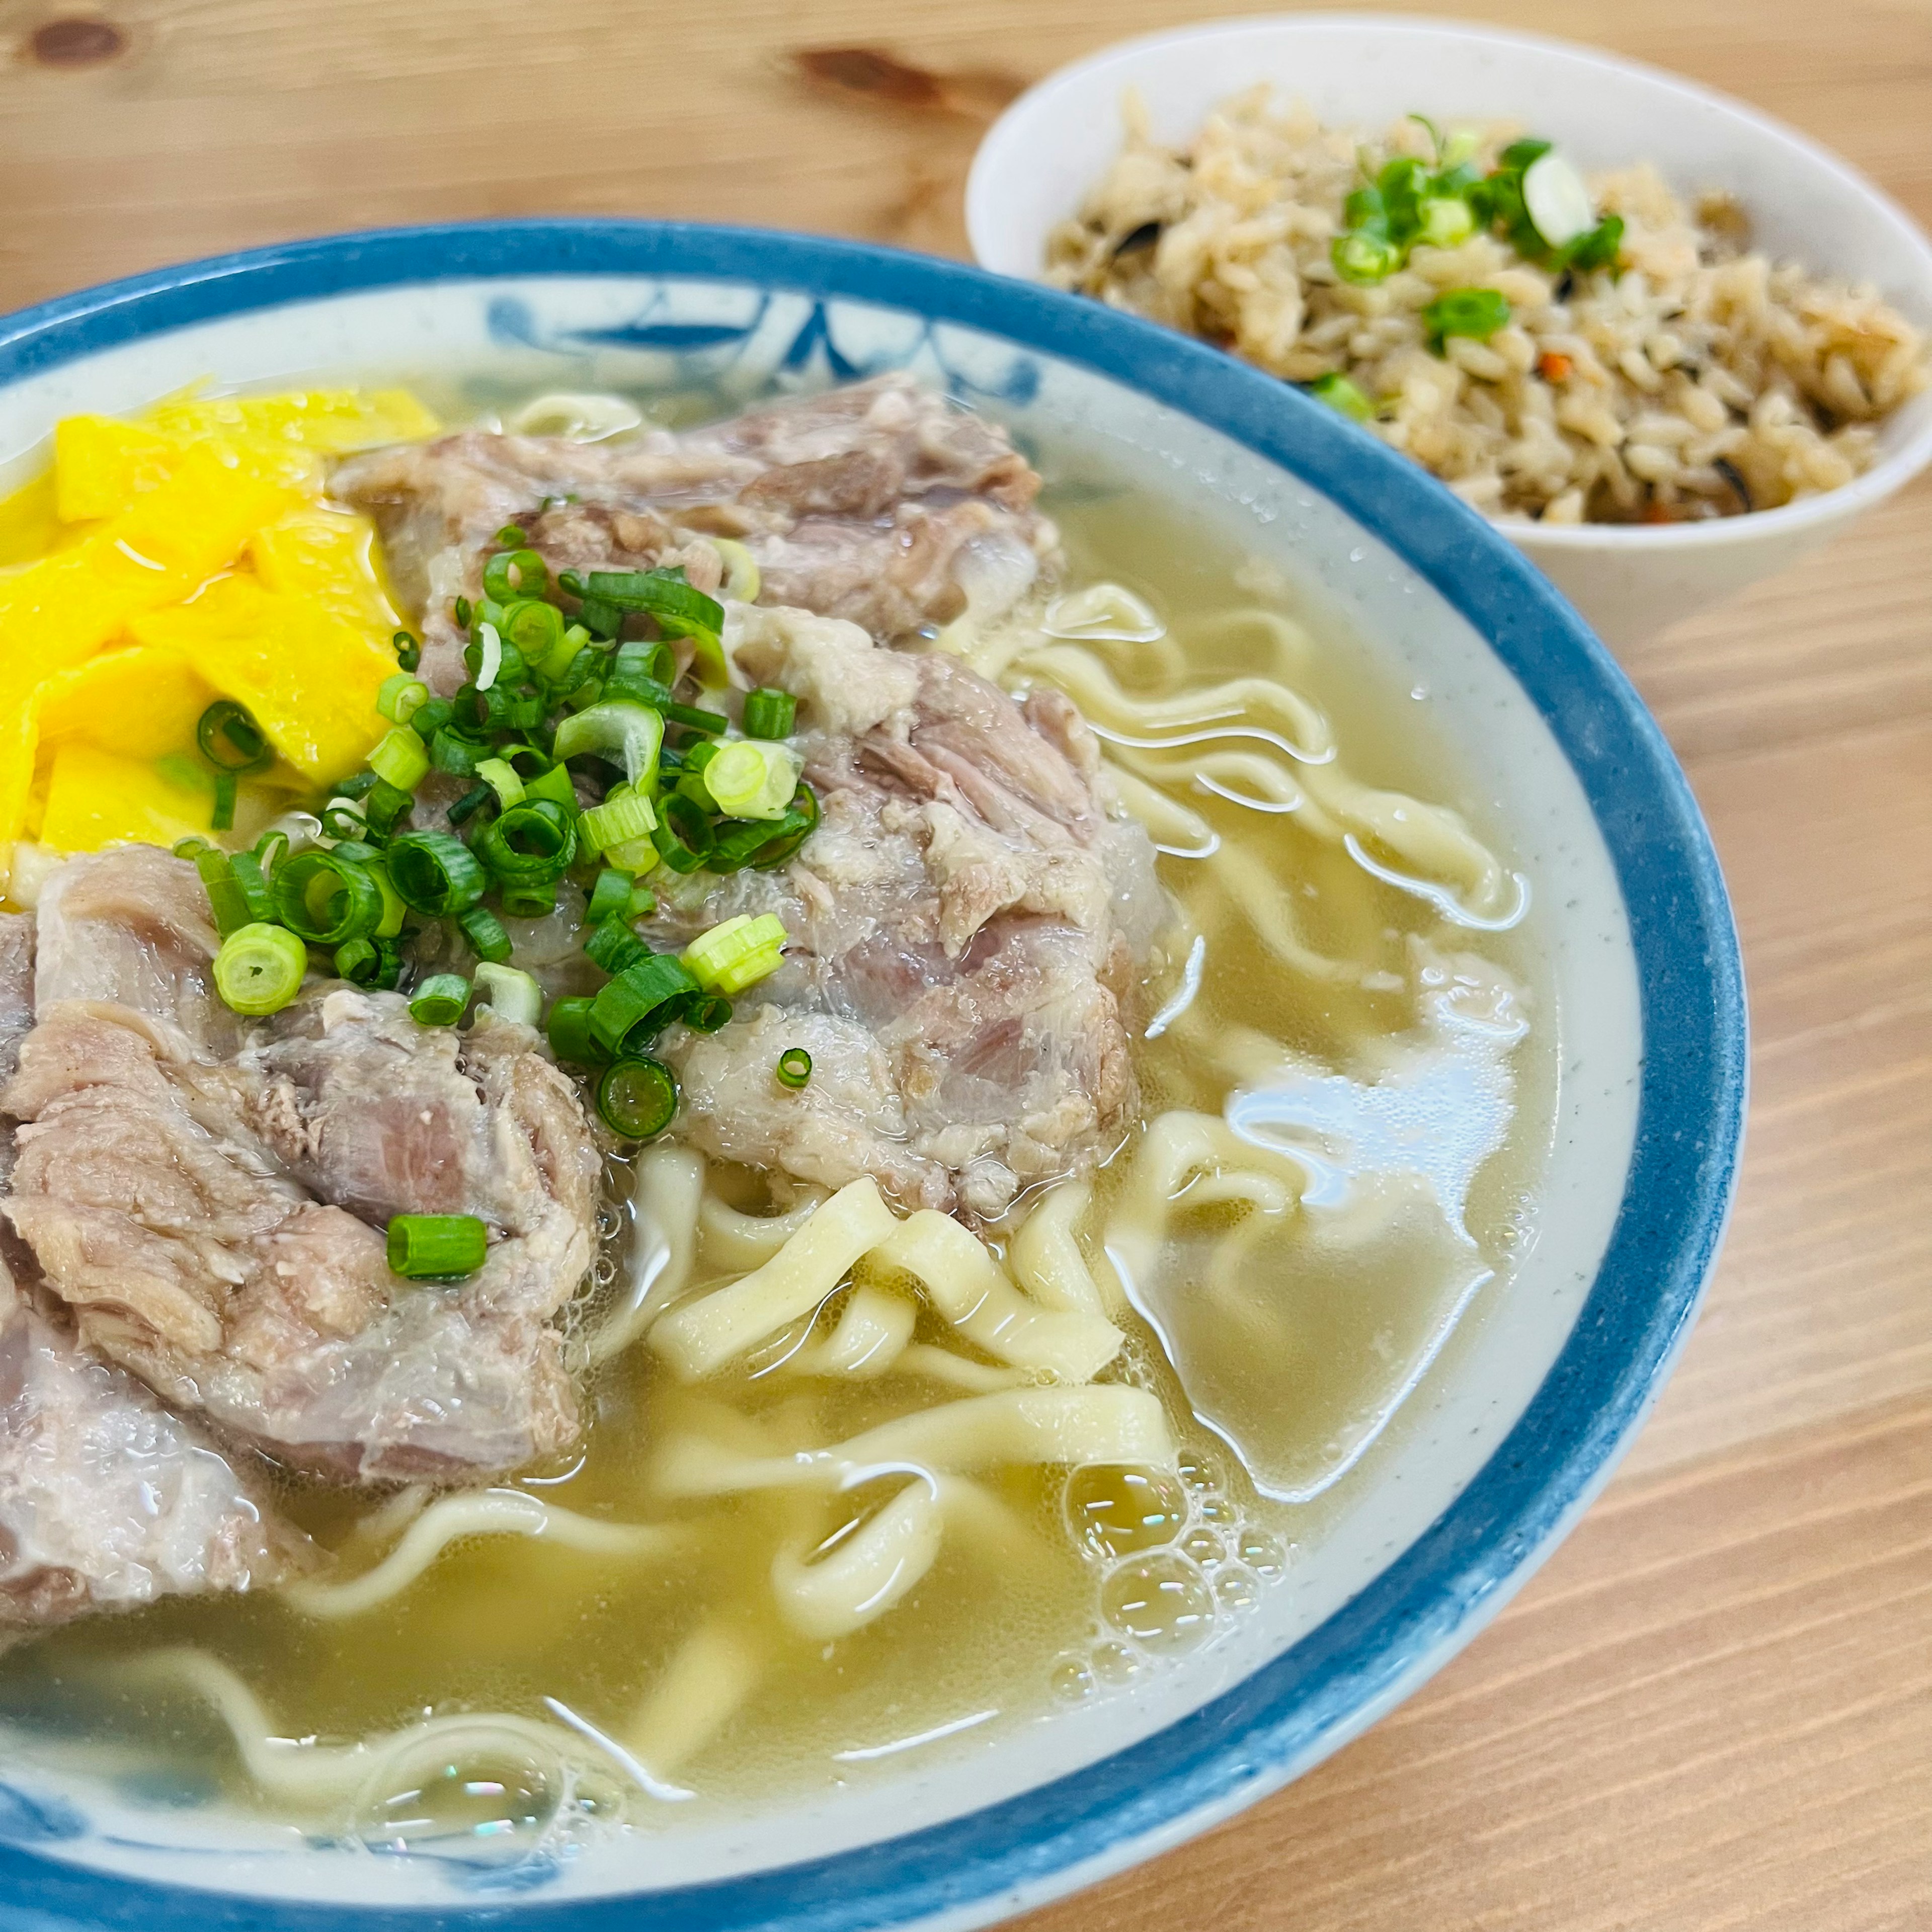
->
xmin=116 ymin=1649 xmax=636 ymax=1812
xmin=588 ymin=1145 xmax=706 ymax=1366
xmin=1183 ymin=845 xmax=1398 ymax=990
xmin=698 ymin=1185 xmax=829 ymax=1272
xmin=283 ymin=1490 xmax=680 ymax=1621
xmin=773 ymin=1281 xmax=917 ymax=1379
xmin=625 ymin=1621 xmax=767 ymax=1782
xmin=771 ymin=1478 xmax=946 ymax=1639
xmin=1007 ymin=1180 xmax=1120 ymax=1320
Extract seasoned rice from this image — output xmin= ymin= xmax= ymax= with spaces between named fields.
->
xmin=1045 ymin=90 xmax=1930 ymax=522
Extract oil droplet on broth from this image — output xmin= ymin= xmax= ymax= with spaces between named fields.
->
xmin=351 ymin=1733 xmax=566 ymax=1862
xmin=1100 ymin=1553 xmax=1216 ymax=1654
xmin=1064 ymin=1464 xmax=1188 ymax=1559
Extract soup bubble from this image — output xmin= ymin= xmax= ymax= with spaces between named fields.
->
xmin=1235 ymin=1530 xmax=1288 ymax=1578
xmin=350 ymin=1722 xmax=568 ymax=1866
xmin=1065 ymin=1465 xmax=1188 ymax=1559
xmin=1050 ymin=1655 xmax=1097 ymax=1702
xmin=1100 ymin=1553 xmax=1215 ymax=1654
xmin=1179 ymin=1526 xmax=1225 ymax=1567
xmin=1213 ymin=1566 xmax=1261 ymax=1613
xmin=1175 ymin=1448 xmax=1225 ymax=1495
xmin=1089 ymin=1640 xmax=1146 ymax=1686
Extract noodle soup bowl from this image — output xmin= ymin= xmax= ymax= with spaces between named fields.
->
xmin=967 ymin=14 xmax=1932 ymax=650
xmin=0 ymin=222 xmax=1742 ymax=1929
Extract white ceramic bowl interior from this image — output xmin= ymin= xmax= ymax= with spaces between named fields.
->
xmin=968 ymin=14 xmax=1932 ymax=650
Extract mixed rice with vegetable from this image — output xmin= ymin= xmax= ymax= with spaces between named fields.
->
xmin=1047 ymin=91 xmax=1929 ymax=523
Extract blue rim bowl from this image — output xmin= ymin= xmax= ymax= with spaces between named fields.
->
xmin=0 ymin=219 xmax=1745 ymax=1932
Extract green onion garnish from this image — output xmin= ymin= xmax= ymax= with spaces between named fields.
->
xmin=211 ymin=771 xmax=238 ymax=832
xmin=410 ymin=973 xmax=471 ymax=1026
xmin=586 ymin=867 xmax=636 ymax=925
xmin=742 ymin=688 xmax=796 ymax=739
xmin=1422 ymin=286 xmax=1512 ymax=350
xmin=384 ymin=831 xmax=488 ymax=916
xmin=446 ymin=781 xmax=494 ymax=828
xmin=173 ymin=836 xmax=212 ymax=859
xmin=499 ymin=881 xmax=557 ymax=920
xmin=1307 ymin=373 xmax=1376 ymax=424
xmin=596 ymin=1056 xmax=678 ymax=1140
xmin=588 ymin=953 xmax=701 ymax=1056
xmin=708 ymin=781 xmax=819 ymax=874
xmin=472 ymin=961 xmax=543 ymax=1029
xmin=226 ymin=849 xmax=276 ymax=924
xmin=682 ymin=913 xmax=788 ymax=995
xmin=650 ymin=791 xmax=715 ymax=874
xmin=410 ymin=696 xmax=455 ymax=743
xmin=368 ymin=726 xmax=430 ymax=793
xmin=681 ymin=992 xmax=733 ymax=1033
xmin=364 ymin=777 xmax=414 ymax=839
xmin=700 ymin=741 xmax=801 ymax=821
xmin=378 ymin=673 xmax=429 ymax=726
xmin=551 ymin=700 xmax=666 ymax=792
xmin=475 ymin=798 xmax=577 ymax=884
xmin=501 ymin=596 xmax=565 ymax=663
xmin=474 ymin=756 xmax=526 ymax=811
xmin=393 ymin=629 xmax=422 ymax=673
xmin=457 ymin=904 xmax=512 ymax=963
xmin=365 ymin=857 xmax=407 ymax=938
xmin=196 ymin=699 xmax=274 ymax=775
xmin=584 ymin=917 xmax=650 ymax=977
xmin=272 ymin=850 xmax=385 ymax=947
xmin=194 ymin=848 xmax=252 ymax=938
xmin=386 ymin=1213 xmax=488 ymax=1281
xmin=430 ymin=727 xmax=485 ymax=777
xmin=496 ymin=524 xmax=527 ymax=546
xmin=214 ymin=922 xmax=307 ymax=1016
xmin=581 ymin=787 xmax=657 ymax=857
xmin=521 ymin=762 xmax=579 ymax=812
xmin=334 ymin=937 xmax=381 ymax=986
xmin=1331 ymin=230 xmax=1402 ymax=284
xmin=545 ymin=996 xmax=608 ymax=1067
xmin=481 ymin=547 xmax=547 ymax=603
xmin=776 ymin=1047 xmax=812 ymax=1089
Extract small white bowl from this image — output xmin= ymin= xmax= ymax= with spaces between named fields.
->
xmin=967 ymin=14 xmax=1932 ymax=650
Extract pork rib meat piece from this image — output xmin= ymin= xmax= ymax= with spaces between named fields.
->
xmin=0 ymin=905 xmax=311 ymax=1630
xmin=332 ymin=374 xmax=1058 ymax=692
xmin=1 ymin=848 xmax=602 ymax=1483
xmin=646 ymin=606 xmax=1168 ymax=1221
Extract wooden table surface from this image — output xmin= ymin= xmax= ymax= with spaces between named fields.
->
xmin=3 ymin=0 xmax=1928 ymax=1924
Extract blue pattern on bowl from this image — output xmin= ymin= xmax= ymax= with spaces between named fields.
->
xmin=0 ymin=220 xmax=1744 ymax=1932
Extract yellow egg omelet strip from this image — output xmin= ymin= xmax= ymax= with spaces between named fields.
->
xmin=129 ymin=574 xmax=395 ymax=784
xmin=38 ymin=739 xmax=217 ymax=855
xmin=37 ymin=646 xmax=219 ymax=762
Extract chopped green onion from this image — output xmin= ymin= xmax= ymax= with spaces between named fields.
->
xmin=393 ymin=629 xmax=422 ymax=673
xmin=682 ymin=913 xmax=788 ymax=994
xmin=195 ymin=848 xmax=252 ymax=938
xmin=227 ymin=850 xmax=276 ymax=924
xmin=272 ymin=850 xmax=385 ymax=946
xmin=378 ymin=674 xmax=430 ymax=725
xmin=474 ymin=757 xmax=527 ymax=810
xmin=1307 ymin=373 xmax=1376 ymax=423
xmin=386 ymin=1214 xmax=488 ymax=1281
xmin=430 ymin=726 xmax=485 ymax=777
xmin=453 ymin=595 xmax=472 ymax=629
xmin=537 ymin=622 xmax=593 ymax=685
xmin=499 ymin=882 xmax=557 ymax=920
xmin=173 ymin=836 xmax=212 ymax=859
xmin=581 ymin=787 xmax=657 ymax=856
xmin=626 ymin=881 xmax=656 ymax=920
xmin=476 ymin=798 xmax=577 ymax=884
xmin=1567 ymin=214 xmax=1624 ymax=273
xmin=365 ymin=777 xmax=414 ymax=838
xmin=586 ymin=867 xmax=636 ymax=925
xmin=482 ymin=548 xmax=547 ymax=603
xmin=712 ymin=537 xmax=760 ymax=602
xmin=197 ymin=699 xmax=274 ymax=775
xmin=664 ymin=700 xmax=729 ymax=736
xmin=1332 ymin=230 xmax=1402 ymax=284
xmin=650 ymin=791 xmax=714 ymax=874
xmin=742 ymin=688 xmax=796 ymax=739
xmin=584 ymin=918 xmax=650 ymax=977
xmin=365 ymin=857 xmax=407 ymax=938
xmin=384 ymin=831 xmax=488 ymax=916
xmin=318 ymin=797 xmax=368 ymax=843
xmin=521 ymin=762 xmax=579 ymax=812
xmin=252 ymin=826 xmax=291 ymax=872
xmin=588 ymin=953 xmax=700 ymax=1056
xmin=334 ymin=937 xmax=397 ymax=988
xmin=700 ymin=741 xmax=800 ymax=820
xmin=682 ymin=992 xmax=733 ymax=1033
xmin=496 ymin=524 xmax=527 ymax=547
xmin=211 ymin=771 xmax=237 ymax=831
xmin=584 ymin=569 xmax=727 ymax=682
xmin=546 ymin=996 xmax=608 ymax=1066
xmin=446 ymin=780 xmax=494 ymax=828
xmin=410 ymin=973 xmax=471 ymax=1026
xmin=472 ymin=961 xmax=543 ymax=1028
xmin=776 ymin=1047 xmax=813 ymax=1089
xmin=1422 ymin=287 xmax=1512 ymax=350
xmin=603 ymin=833 xmax=660 ymax=875
xmin=1417 ymin=195 xmax=1476 ymax=249
xmin=334 ymin=769 xmax=380 ymax=801
xmin=411 ymin=695 xmax=455 ymax=743
xmin=457 ymin=904 xmax=512 ymax=963
xmin=501 ymin=596 xmax=565 ymax=663
xmin=551 ymin=700 xmax=665 ymax=791
xmin=369 ymin=727 xmax=430 ymax=793
xmin=596 ymin=1056 xmax=678 ymax=1140
xmin=214 ymin=922 xmax=308 ymax=1016
xmin=709 ymin=781 xmax=819 ymax=873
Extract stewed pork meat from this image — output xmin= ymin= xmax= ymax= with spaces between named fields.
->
xmin=645 ymin=606 xmax=1168 ymax=1221
xmin=332 ymin=374 xmax=1057 ymax=693
xmin=0 ymin=847 xmax=602 ymax=1483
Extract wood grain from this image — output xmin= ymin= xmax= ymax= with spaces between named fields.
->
xmin=2 ymin=0 xmax=1927 ymax=1925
